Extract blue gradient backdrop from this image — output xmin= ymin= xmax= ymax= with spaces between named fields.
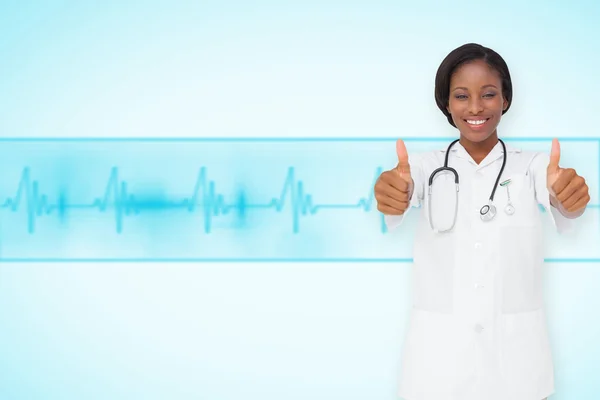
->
xmin=0 ymin=1 xmax=599 ymax=399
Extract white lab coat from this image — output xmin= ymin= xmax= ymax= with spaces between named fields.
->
xmin=385 ymin=140 xmax=574 ymax=400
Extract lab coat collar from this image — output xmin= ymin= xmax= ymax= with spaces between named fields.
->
xmin=441 ymin=139 xmax=521 ymax=168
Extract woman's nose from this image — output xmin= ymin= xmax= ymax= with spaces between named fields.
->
xmin=468 ymin=98 xmax=484 ymax=114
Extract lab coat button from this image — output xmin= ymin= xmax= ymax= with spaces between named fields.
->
xmin=475 ymin=283 xmax=485 ymax=289
xmin=474 ymin=324 xmax=484 ymax=333
xmin=474 ymin=242 xmax=482 ymax=249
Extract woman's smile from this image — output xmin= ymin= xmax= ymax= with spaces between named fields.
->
xmin=464 ymin=117 xmax=491 ymax=130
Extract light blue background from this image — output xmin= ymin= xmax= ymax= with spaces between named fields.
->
xmin=0 ymin=1 xmax=599 ymax=399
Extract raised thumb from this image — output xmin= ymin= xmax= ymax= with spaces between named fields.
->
xmin=396 ymin=139 xmax=411 ymax=177
xmin=548 ymin=138 xmax=561 ymax=172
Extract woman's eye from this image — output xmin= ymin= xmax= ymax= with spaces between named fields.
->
xmin=483 ymin=93 xmax=496 ymax=98
xmin=455 ymin=94 xmax=467 ymax=100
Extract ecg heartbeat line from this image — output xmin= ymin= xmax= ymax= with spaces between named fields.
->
xmin=0 ymin=167 xmax=383 ymax=234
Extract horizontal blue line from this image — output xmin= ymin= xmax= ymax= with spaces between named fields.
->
xmin=0 ymin=258 xmax=598 ymax=263
xmin=0 ymin=137 xmax=598 ymax=142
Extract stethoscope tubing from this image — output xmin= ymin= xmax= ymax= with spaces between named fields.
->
xmin=427 ymin=138 xmax=508 ymax=232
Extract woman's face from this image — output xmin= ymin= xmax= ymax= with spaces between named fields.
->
xmin=446 ymin=59 xmax=508 ymax=143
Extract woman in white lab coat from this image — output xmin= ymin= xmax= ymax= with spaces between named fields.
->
xmin=374 ymin=43 xmax=590 ymax=400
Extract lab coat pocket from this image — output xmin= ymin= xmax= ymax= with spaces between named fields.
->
xmin=494 ymin=173 xmax=537 ymax=227
xmin=499 ymin=309 xmax=554 ymax=396
xmin=495 ymin=173 xmax=544 ymax=313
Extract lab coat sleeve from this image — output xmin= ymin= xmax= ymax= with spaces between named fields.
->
xmin=383 ymin=153 xmax=424 ymax=231
xmin=530 ymin=151 xmax=575 ymax=234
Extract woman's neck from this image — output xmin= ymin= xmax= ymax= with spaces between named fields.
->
xmin=459 ymin=131 xmax=499 ymax=164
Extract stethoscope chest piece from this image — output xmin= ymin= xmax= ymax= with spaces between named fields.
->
xmin=480 ymin=203 xmax=497 ymax=221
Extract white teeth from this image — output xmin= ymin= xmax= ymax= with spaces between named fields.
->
xmin=467 ymin=119 xmax=487 ymax=125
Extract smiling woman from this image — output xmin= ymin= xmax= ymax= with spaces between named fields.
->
xmin=434 ymin=43 xmax=513 ymax=164
xmin=373 ymin=42 xmax=590 ymax=400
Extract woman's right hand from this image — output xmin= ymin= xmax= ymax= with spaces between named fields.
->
xmin=374 ymin=139 xmax=414 ymax=215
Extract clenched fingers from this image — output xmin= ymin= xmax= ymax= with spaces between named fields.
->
xmin=377 ymin=203 xmax=409 ymax=215
xmin=550 ymin=168 xmax=577 ymax=197
xmin=554 ymin=174 xmax=585 ymax=204
xmin=378 ymin=171 xmax=411 ymax=193
xmin=560 ymin=184 xmax=590 ymax=211
xmin=375 ymin=192 xmax=409 ymax=210
xmin=565 ymin=194 xmax=590 ymax=213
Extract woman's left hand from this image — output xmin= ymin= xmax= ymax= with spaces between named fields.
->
xmin=547 ymin=138 xmax=590 ymax=213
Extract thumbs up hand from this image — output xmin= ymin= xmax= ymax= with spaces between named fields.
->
xmin=375 ymin=139 xmax=415 ymax=215
xmin=547 ymin=138 xmax=590 ymax=213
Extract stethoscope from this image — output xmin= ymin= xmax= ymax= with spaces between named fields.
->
xmin=427 ymin=138 xmax=513 ymax=233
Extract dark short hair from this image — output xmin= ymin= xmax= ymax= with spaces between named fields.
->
xmin=434 ymin=43 xmax=513 ymax=127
